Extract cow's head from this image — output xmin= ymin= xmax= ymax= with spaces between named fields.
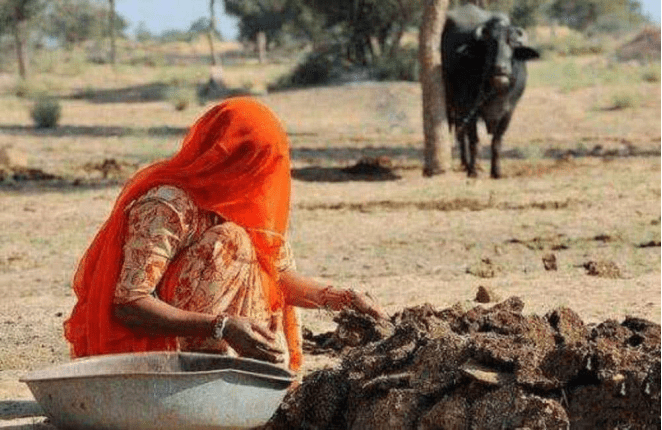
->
xmin=472 ymin=19 xmax=540 ymax=92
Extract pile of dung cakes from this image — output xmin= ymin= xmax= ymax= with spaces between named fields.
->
xmin=264 ymin=297 xmax=660 ymax=429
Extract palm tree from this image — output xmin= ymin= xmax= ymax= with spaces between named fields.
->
xmin=419 ymin=0 xmax=450 ymax=176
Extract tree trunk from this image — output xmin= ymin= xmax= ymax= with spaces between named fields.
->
xmin=419 ymin=0 xmax=449 ymax=176
xmin=256 ymin=31 xmax=267 ymax=64
xmin=207 ymin=0 xmax=217 ymax=66
xmin=13 ymin=20 xmax=28 ymax=80
xmin=389 ymin=0 xmax=409 ymax=59
xmin=388 ymin=27 xmax=404 ymax=59
xmin=109 ymin=0 xmax=116 ymax=65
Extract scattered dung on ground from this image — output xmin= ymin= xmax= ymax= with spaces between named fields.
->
xmin=0 ymin=166 xmax=61 ymax=182
xmin=474 ymin=286 xmax=501 ymax=303
xmin=583 ymin=260 xmax=623 ymax=278
xmin=82 ymin=158 xmax=139 ymax=179
xmin=467 ymin=258 xmax=503 ymax=278
xmin=265 ymin=298 xmax=660 ymax=430
xmin=542 ymin=253 xmax=558 ymax=271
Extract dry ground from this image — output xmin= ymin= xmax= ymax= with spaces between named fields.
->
xmin=0 ymin=58 xmax=659 ymax=428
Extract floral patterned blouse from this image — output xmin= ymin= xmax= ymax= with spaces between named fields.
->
xmin=114 ymin=185 xmax=295 ymax=304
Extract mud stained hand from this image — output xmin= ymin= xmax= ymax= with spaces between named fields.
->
xmin=224 ymin=316 xmax=285 ymax=363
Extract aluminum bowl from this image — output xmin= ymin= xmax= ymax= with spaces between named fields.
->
xmin=20 ymin=351 xmax=294 ymax=430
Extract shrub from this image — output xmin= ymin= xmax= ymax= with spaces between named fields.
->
xmin=269 ymin=50 xmax=339 ymax=91
xmin=608 ymin=92 xmax=639 ymax=110
xmin=587 ymin=14 xmax=640 ymax=36
xmin=641 ymin=64 xmax=661 ymax=83
xmin=30 ymin=97 xmax=62 ymax=128
xmin=167 ymin=86 xmax=196 ymax=111
xmin=561 ymin=33 xmax=605 ymax=56
xmin=374 ymin=47 xmax=419 ymax=82
xmin=641 ymin=67 xmax=660 ymax=83
xmin=15 ymin=80 xmax=36 ymax=98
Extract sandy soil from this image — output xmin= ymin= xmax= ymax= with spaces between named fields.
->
xmin=0 ymin=75 xmax=659 ymax=428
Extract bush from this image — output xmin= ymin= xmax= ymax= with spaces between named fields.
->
xmin=166 ymin=86 xmax=196 ymax=111
xmin=606 ymin=91 xmax=640 ymax=110
xmin=587 ymin=14 xmax=641 ymax=36
xmin=559 ymin=33 xmax=605 ymax=56
xmin=641 ymin=65 xmax=661 ymax=82
xmin=15 ymin=80 xmax=32 ymax=98
xmin=374 ymin=47 xmax=419 ymax=82
xmin=30 ymin=97 xmax=62 ymax=128
xmin=269 ymin=49 xmax=341 ymax=91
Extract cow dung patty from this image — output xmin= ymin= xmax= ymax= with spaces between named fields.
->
xmin=264 ymin=298 xmax=660 ymax=430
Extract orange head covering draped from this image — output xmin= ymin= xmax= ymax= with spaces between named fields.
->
xmin=64 ymin=97 xmax=302 ymax=370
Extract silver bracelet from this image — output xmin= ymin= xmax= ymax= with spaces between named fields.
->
xmin=212 ymin=315 xmax=229 ymax=340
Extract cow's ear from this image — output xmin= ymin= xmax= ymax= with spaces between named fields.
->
xmin=514 ymin=46 xmax=540 ymax=61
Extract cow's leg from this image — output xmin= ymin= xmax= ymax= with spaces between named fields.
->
xmin=457 ymin=126 xmax=469 ymax=171
xmin=467 ymin=122 xmax=479 ymax=178
xmin=490 ymin=114 xmax=513 ymax=179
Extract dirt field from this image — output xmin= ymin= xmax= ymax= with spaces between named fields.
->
xmin=0 ymin=57 xmax=659 ymax=428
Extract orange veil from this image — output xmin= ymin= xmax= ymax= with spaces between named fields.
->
xmin=64 ymin=97 xmax=302 ymax=370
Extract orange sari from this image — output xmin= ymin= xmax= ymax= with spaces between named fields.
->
xmin=64 ymin=97 xmax=302 ymax=370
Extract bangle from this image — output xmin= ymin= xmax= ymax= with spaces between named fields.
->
xmin=211 ymin=314 xmax=229 ymax=340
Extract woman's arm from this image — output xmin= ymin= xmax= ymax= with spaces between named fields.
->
xmin=114 ymin=191 xmax=283 ymax=363
xmin=114 ymin=296 xmax=216 ymax=337
xmin=280 ymin=269 xmax=389 ymax=320
xmin=114 ymin=298 xmax=284 ymax=363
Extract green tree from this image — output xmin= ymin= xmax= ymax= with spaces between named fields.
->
xmin=159 ymin=28 xmax=191 ymax=43
xmin=224 ymin=0 xmax=294 ymax=59
xmin=484 ymin=0 xmax=546 ymax=27
xmin=135 ymin=21 xmax=153 ymax=42
xmin=189 ymin=17 xmax=221 ymax=37
xmin=45 ymin=0 xmax=127 ymax=48
xmin=546 ymin=0 xmax=646 ymax=31
xmin=0 ymin=0 xmax=45 ymax=79
xmin=224 ymin=0 xmax=423 ymax=65
xmin=302 ymin=0 xmax=423 ymax=65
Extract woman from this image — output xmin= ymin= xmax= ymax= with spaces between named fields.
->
xmin=64 ymin=97 xmax=387 ymax=371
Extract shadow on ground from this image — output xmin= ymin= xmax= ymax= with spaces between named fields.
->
xmin=292 ymin=166 xmax=401 ymax=183
xmin=0 ymin=124 xmax=187 ymax=138
xmin=0 ymin=400 xmax=44 ymax=421
xmin=66 ymin=81 xmax=251 ymax=105
xmin=69 ymin=82 xmax=171 ymax=104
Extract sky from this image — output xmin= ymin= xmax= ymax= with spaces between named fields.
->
xmin=116 ymin=0 xmax=661 ymax=41
xmin=641 ymin=0 xmax=662 ymax=23
xmin=115 ymin=0 xmax=240 ymax=40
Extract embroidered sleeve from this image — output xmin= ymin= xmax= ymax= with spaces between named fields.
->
xmin=276 ymin=240 xmax=297 ymax=273
xmin=114 ymin=187 xmax=197 ymax=304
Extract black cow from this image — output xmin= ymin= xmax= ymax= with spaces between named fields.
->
xmin=442 ymin=4 xmax=540 ymax=178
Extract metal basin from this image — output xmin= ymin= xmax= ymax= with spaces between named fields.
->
xmin=20 ymin=351 xmax=294 ymax=430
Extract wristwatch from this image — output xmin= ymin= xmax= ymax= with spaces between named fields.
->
xmin=212 ymin=315 xmax=229 ymax=340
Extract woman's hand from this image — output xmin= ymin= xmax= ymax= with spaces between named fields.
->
xmin=222 ymin=316 xmax=285 ymax=364
xmin=318 ymin=286 xmax=390 ymax=322
xmin=279 ymin=270 xmax=390 ymax=321
xmin=347 ymin=289 xmax=390 ymax=321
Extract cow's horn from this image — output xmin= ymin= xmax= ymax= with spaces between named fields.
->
xmin=475 ymin=25 xmax=484 ymax=40
xmin=512 ymin=27 xmax=527 ymax=45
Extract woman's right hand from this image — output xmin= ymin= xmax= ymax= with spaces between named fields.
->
xmin=222 ymin=316 xmax=285 ymax=364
